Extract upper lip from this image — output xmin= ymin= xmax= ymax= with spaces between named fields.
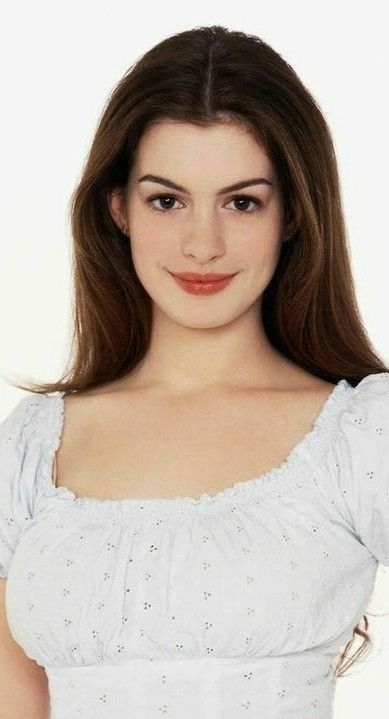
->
xmin=169 ymin=271 xmax=237 ymax=282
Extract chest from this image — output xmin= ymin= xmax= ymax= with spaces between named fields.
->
xmin=7 ymin=482 xmax=377 ymax=670
xmin=54 ymin=389 xmax=331 ymax=501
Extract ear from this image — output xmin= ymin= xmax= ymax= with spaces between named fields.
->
xmin=107 ymin=187 xmax=127 ymax=233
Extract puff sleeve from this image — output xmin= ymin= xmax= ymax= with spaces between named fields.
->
xmin=334 ymin=372 xmax=389 ymax=566
xmin=0 ymin=393 xmax=44 ymax=578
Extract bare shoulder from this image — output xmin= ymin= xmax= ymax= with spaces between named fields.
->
xmin=64 ymin=363 xmax=338 ymax=401
xmin=261 ymin=360 xmax=337 ymax=396
xmin=260 ymin=363 xmax=339 ymax=428
xmin=61 ymin=366 xmax=338 ymax=425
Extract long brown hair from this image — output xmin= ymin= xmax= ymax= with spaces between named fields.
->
xmin=8 ymin=25 xmax=388 ymax=678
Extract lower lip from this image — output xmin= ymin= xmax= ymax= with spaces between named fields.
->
xmin=169 ymin=273 xmax=238 ymax=295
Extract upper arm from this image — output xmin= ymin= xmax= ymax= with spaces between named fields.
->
xmin=334 ymin=372 xmax=389 ymax=565
xmin=0 ymin=394 xmax=43 ymax=579
xmin=0 ymin=577 xmax=50 ymax=719
xmin=0 ymin=394 xmax=50 ymax=715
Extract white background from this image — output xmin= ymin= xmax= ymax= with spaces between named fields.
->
xmin=0 ymin=1 xmax=388 ymax=715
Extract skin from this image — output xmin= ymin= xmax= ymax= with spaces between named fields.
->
xmin=49 ymin=119 xmax=336 ymax=503
xmin=0 ymin=123 xmax=338 ymax=716
xmin=107 ymin=118 xmax=317 ymax=397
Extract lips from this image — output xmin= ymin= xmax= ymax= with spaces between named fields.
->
xmin=169 ymin=271 xmax=237 ymax=295
xmin=169 ymin=271 xmax=237 ymax=282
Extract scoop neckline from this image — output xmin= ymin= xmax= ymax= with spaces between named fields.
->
xmin=41 ymin=378 xmax=353 ymax=515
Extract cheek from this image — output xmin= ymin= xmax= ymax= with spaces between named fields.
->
xmin=127 ymin=200 xmax=166 ymax=255
xmin=129 ymin=219 xmax=171 ymax=266
xmin=233 ymin=202 xmax=283 ymax=263
xmin=243 ymin=229 xmax=282 ymax=271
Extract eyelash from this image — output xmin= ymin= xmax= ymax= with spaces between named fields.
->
xmin=146 ymin=193 xmax=263 ymax=214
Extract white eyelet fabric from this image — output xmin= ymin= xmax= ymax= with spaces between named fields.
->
xmin=1 ymin=372 xmax=388 ymax=718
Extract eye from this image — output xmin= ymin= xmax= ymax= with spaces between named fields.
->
xmin=225 ymin=195 xmax=262 ymax=213
xmin=146 ymin=193 xmax=262 ymax=214
xmin=147 ymin=194 xmax=185 ymax=212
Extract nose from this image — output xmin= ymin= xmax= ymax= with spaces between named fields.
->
xmin=182 ymin=212 xmax=225 ymax=262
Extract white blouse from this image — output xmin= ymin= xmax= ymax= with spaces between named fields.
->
xmin=1 ymin=371 xmax=388 ymax=718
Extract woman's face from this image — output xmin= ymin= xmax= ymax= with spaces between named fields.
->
xmin=108 ymin=119 xmax=287 ymax=329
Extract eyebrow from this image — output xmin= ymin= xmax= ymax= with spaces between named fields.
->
xmin=137 ymin=174 xmax=273 ymax=195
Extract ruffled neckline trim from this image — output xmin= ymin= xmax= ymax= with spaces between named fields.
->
xmin=33 ymin=377 xmax=362 ymax=517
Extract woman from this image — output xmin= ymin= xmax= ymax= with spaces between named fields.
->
xmin=0 ymin=24 xmax=388 ymax=719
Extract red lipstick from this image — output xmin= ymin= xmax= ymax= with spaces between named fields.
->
xmin=168 ymin=270 xmax=239 ymax=295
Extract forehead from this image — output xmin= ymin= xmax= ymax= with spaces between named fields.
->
xmin=130 ymin=120 xmax=275 ymax=189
